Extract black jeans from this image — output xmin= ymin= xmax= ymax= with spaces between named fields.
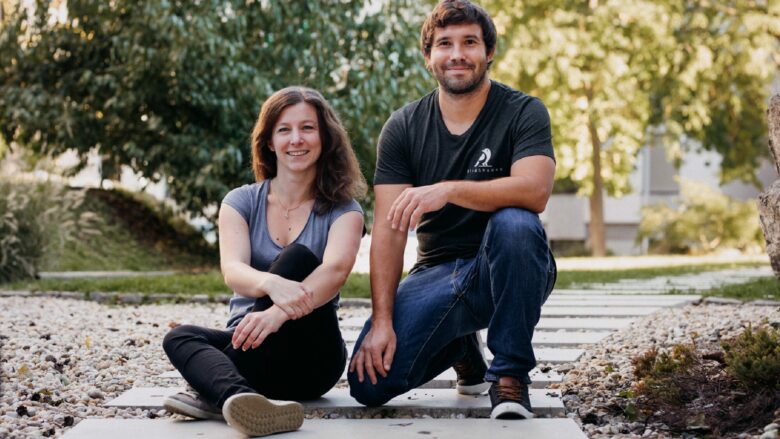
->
xmin=162 ymin=244 xmax=347 ymax=406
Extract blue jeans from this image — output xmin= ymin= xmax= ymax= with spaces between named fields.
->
xmin=348 ymin=208 xmax=556 ymax=406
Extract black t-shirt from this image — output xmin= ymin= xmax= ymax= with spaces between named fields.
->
xmin=374 ymin=81 xmax=555 ymax=271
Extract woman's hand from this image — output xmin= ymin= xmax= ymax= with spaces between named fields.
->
xmin=262 ymin=274 xmax=315 ymax=319
xmin=232 ymin=305 xmax=289 ymax=350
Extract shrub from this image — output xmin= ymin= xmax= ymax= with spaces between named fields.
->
xmin=722 ymin=324 xmax=780 ymax=392
xmin=0 ymin=177 xmax=96 ymax=282
xmin=637 ymin=180 xmax=764 ymax=254
xmin=631 ymin=327 xmax=780 ymax=436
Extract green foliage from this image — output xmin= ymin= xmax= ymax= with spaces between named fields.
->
xmin=487 ymin=0 xmax=778 ymax=191
xmin=484 ymin=0 xmax=779 ymax=254
xmin=637 ymin=181 xmax=765 ymax=254
xmin=722 ymin=325 xmax=780 ymax=392
xmin=0 ymin=176 xmax=96 ymax=282
xmin=633 ymin=344 xmax=697 ymax=380
xmin=0 ymin=0 xmax=431 ymax=219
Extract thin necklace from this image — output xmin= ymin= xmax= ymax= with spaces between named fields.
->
xmin=277 ymin=197 xmax=306 ymax=220
xmin=271 ymin=181 xmax=311 ymax=220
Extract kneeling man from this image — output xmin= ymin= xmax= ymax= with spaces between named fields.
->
xmin=348 ymin=0 xmax=557 ymax=420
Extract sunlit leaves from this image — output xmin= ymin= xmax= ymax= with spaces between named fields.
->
xmin=0 ymin=0 xmax=430 ymax=218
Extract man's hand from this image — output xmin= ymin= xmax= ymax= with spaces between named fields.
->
xmin=232 ymin=305 xmax=289 ymax=350
xmin=263 ymin=275 xmax=314 ymax=320
xmin=387 ymin=182 xmax=451 ymax=231
xmin=349 ymin=319 xmax=397 ymax=385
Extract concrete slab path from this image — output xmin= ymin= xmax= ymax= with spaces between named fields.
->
xmin=106 ymin=387 xmax=565 ymax=417
xmin=159 ymin=367 xmax=565 ymax=389
xmin=63 ymin=418 xmax=588 ymax=439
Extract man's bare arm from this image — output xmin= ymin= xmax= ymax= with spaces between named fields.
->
xmin=370 ymin=184 xmax=411 ymax=321
xmin=388 ymin=155 xmax=555 ymax=231
xmin=349 ymin=183 xmax=410 ymax=384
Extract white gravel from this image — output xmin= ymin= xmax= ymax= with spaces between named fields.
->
xmin=1 ymin=296 xmax=778 ymax=438
xmin=0 ymin=297 xmax=367 ymax=438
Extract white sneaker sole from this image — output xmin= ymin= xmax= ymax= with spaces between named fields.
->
xmin=163 ymin=396 xmax=224 ymax=421
xmin=490 ymin=401 xmax=534 ymax=420
xmin=456 ymin=381 xmax=491 ymax=395
xmin=222 ymin=393 xmax=304 ymax=437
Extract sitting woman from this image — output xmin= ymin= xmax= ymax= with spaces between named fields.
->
xmin=162 ymin=86 xmax=365 ymax=437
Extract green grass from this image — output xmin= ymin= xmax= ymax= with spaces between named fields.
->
xmin=7 ymin=272 xmax=231 ymax=296
xmin=42 ymin=188 xmax=217 ymax=272
xmin=4 ymin=262 xmax=774 ymax=301
xmin=700 ymin=277 xmax=780 ymax=301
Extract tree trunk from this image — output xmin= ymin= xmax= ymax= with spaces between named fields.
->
xmin=758 ymin=94 xmax=780 ymax=280
xmin=588 ymin=118 xmax=607 ymax=257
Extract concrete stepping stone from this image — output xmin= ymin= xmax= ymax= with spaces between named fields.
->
xmin=545 ymin=295 xmax=699 ymax=306
xmin=105 ymin=387 xmax=564 ymax=417
xmin=414 ymin=368 xmax=563 ymax=389
xmin=345 ymin=307 xmax=657 ymax=322
xmin=485 ymin=348 xmax=583 ymax=363
xmin=63 ymin=418 xmax=587 ymax=439
xmin=342 ymin=344 xmax=582 ymax=364
xmin=304 ymin=388 xmax=564 ymax=418
xmin=541 ymin=306 xmax=659 ymax=317
xmin=536 ymin=317 xmax=635 ymax=330
xmin=159 ymin=367 xmax=564 ymax=389
xmin=529 ymin=331 xmax=609 ymax=346
xmin=339 ymin=328 xmax=607 ymax=347
xmin=551 ymin=288 xmax=693 ymax=295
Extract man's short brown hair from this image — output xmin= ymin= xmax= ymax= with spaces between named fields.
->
xmin=420 ymin=0 xmax=497 ymax=57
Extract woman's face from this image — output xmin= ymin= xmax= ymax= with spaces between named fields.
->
xmin=269 ymin=102 xmax=322 ymax=176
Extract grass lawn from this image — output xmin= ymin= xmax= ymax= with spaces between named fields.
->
xmin=699 ymin=277 xmax=780 ymax=301
xmin=42 ymin=188 xmax=217 ymax=272
xmin=4 ymin=262 xmax=775 ymax=301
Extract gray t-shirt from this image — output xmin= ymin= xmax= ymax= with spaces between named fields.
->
xmin=221 ymin=181 xmax=363 ymax=328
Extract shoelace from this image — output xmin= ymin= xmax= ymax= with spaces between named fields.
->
xmin=494 ymin=383 xmax=526 ymax=402
xmin=453 ymin=356 xmax=481 ymax=378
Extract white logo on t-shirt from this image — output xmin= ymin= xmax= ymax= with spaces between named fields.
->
xmin=474 ymin=148 xmax=492 ymax=168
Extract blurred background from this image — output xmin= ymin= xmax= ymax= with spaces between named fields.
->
xmin=1 ymin=0 xmax=778 ymax=286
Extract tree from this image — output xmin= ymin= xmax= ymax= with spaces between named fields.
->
xmin=485 ymin=0 xmax=779 ymax=256
xmin=0 ymin=0 xmax=431 ymax=219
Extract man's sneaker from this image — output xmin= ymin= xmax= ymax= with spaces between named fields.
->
xmin=163 ymin=390 xmax=224 ymax=420
xmin=453 ymin=333 xmax=490 ymax=395
xmin=489 ymin=379 xmax=534 ymax=419
xmin=222 ymin=392 xmax=304 ymax=437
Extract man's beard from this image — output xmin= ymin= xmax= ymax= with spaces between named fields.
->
xmin=434 ymin=61 xmax=488 ymax=95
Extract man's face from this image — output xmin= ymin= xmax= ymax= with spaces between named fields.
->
xmin=425 ymin=23 xmax=494 ymax=95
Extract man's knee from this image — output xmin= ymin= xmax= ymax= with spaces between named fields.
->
xmin=488 ymin=208 xmax=544 ymax=241
xmin=347 ymin=372 xmax=395 ymax=407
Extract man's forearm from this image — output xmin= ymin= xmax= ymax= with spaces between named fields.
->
xmin=443 ymin=156 xmax=555 ymax=213
xmin=440 ymin=177 xmax=545 ymax=213
xmin=368 ymin=228 xmax=406 ymax=323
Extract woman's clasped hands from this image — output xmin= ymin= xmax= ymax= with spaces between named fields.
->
xmin=231 ymin=275 xmax=314 ymax=351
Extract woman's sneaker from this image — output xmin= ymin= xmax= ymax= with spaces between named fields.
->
xmin=222 ymin=393 xmax=304 ymax=437
xmin=163 ymin=391 xmax=224 ymax=420
xmin=453 ymin=333 xmax=490 ymax=395
xmin=489 ymin=378 xmax=534 ymax=420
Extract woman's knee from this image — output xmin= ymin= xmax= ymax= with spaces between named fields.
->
xmin=268 ymin=243 xmax=321 ymax=281
xmin=162 ymin=324 xmax=199 ymax=355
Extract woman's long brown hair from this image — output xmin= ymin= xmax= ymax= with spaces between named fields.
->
xmin=251 ymin=86 xmax=366 ymax=214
